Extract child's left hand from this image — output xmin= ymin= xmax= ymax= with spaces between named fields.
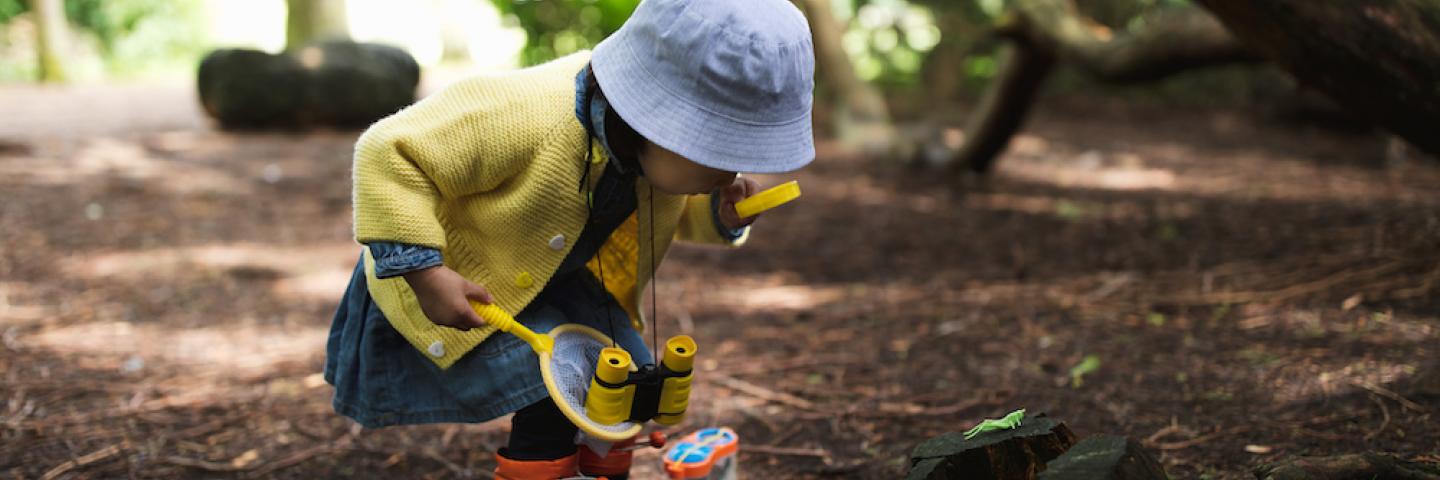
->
xmin=716 ymin=177 xmax=762 ymax=230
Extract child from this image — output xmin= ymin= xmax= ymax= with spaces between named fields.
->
xmin=324 ymin=0 xmax=814 ymax=478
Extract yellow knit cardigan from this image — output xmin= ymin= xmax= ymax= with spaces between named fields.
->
xmin=352 ymin=52 xmax=745 ymax=369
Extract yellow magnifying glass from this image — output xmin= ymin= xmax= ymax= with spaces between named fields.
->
xmin=734 ymin=180 xmax=801 ymax=218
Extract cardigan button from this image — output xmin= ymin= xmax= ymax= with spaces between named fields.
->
xmin=548 ymin=234 xmax=566 ymax=251
xmin=515 ymin=272 xmax=534 ymax=289
xmin=427 ymin=340 xmax=445 ymax=358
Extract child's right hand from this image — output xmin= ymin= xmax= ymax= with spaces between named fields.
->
xmin=402 ymin=265 xmax=495 ymax=331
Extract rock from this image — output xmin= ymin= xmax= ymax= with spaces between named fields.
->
xmin=1036 ymin=435 xmax=1168 ymax=480
xmin=907 ymin=416 xmax=1077 ymax=480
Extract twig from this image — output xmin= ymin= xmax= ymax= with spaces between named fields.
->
xmin=1364 ymin=394 xmax=1391 ymax=441
xmin=1151 ymin=426 xmax=1249 ymax=451
xmin=711 ymin=374 xmax=815 ymax=410
xmin=162 ymin=455 xmax=247 ymax=472
xmin=1350 ymin=380 xmax=1428 ymax=413
xmin=1153 ymin=259 xmax=1412 ymax=306
xmin=43 ymin=442 xmax=127 ymax=480
xmin=420 ymin=448 xmax=480 ymax=479
xmin=247 ymin=433 xmax=356 ymax=478
xmin=806 ymin=461 xmax=869 ymax=475
xmin=854 ymin=393 xmax=1002 ymax=418
xmin=170 ymin=414 xmax=246 ymax=440
xmin=742 ymin=444 xmax=831 ymax=458
xmin=1144 ymin=418 xmax=1193 ymax=445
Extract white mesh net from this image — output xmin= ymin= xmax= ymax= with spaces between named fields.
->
xmin=546 ymin=327 xmax=641 ymax=435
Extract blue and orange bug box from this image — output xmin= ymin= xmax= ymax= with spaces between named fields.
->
xmin=662 ymin=427 xmax=739 ymax=480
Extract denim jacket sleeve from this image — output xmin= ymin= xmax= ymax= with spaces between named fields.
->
xmin=367 ymin=242 xmax=444 ymax=279
xmin=709 ymin=193 xmax=750 ymax=243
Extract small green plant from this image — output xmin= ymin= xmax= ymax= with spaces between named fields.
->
xmin=1070 ymin=355 xmax=1101 ymax=388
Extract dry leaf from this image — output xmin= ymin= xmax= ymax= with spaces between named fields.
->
xmin=230 ymin=449 xmax=260 ymax=468
xmin=1341 ymin=293 xmax=1364 ymax=311
xmin=1243 ymin=444 xmax=1273 ymax=454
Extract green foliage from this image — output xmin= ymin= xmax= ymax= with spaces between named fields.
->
xmin=1069 ymin=354 xmax=1101 ymax=388
xmin=64 ymin=0 xmax=209 ymax=75
xmin=0 ymin=0 xmax=24 ymax=23
xmin=0 ymin=0 xmax=208 ymax=79
xmin=490 ymin=0 xmax=639 ymax=66
xmin=840 ymin=0 xmax=943 ymax=87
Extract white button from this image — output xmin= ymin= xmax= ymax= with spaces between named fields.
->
xmin=427 ymin=340 xmax=445 ymax=357
xmin=548 ymin=234 xmax=566 ymax=251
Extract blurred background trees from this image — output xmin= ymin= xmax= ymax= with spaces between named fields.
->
xmin=285 ymin=0 xmax=349 ymax=51
xmin=1 ymin=0 xmax=1435 ymax=163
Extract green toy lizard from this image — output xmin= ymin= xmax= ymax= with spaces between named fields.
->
xmin=963 ymin=408 xmax=1026 ymax=440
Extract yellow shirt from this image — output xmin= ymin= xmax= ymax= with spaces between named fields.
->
xmin=352 ymin=52 xmax=744 ymax=369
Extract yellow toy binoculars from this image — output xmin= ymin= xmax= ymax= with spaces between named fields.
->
xmin=585 ymin=335 xmax=696 ymax=426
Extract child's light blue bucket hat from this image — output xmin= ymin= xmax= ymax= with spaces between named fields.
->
xmin=591 ymin=0 xmax=816 ymax=174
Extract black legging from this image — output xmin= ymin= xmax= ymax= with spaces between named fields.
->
xmin=502 ymin=399 xmax=580 ymax=460
xmin=500 ymin=399 xmax=631 ymax=479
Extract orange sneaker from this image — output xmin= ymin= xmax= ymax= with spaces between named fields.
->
xmin=579 ymin=436 xmax=636 ymax=479
xmin=494 ymin=451 xmax=580 ymax=480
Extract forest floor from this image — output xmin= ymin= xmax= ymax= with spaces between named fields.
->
xmin=1 ymin=80 xmax=1438 ymax=479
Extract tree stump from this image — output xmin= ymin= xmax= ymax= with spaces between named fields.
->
xmin=907 ymin=417 xmax=1077 ymax=480
xmin=1035 ymin=435 xmax=1168 ymax=480
xmin=1254 ymin=453 xmax=1440 ymax=480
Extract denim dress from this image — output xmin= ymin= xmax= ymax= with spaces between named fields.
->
xmin=323 ymin=66 xmax=655 ymax=428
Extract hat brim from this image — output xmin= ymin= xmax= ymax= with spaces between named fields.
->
xmin=591 ymin=32 xmax=815 ymax=174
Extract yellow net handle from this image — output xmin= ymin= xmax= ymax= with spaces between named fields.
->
xmin=471 ymin=301 xmax=553 ymax=354
xmin=734 ymin=180 xmax=801 ymax=218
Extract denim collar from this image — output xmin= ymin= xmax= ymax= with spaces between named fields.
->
xmin=575 ymin=65 xmax=640 ymax=176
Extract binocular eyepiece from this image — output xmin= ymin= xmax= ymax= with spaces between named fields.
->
xmin=585 ymin=335 xmax=696 ymax=426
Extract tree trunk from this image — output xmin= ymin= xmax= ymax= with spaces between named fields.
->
xmin=1008 ymin=0 xmax=1252 ymax=84
xmin=286 ymin=0 xmax=350 ymax=52
xmin=793 ymin=0 xmax=894 ymax=153
xmin=1194 ymin=0 xmax=1440 ymax=156
xmin=940 ymin=0 xmax=1254 ymax=173
xmin=30 ymin=0 xmax=68 ymax=83
xmin=949 ymin=37 xmax=1055 ymax=174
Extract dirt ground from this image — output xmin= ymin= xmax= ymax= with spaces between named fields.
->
xmin=1 ymin=80 xmax=1438 ymax=479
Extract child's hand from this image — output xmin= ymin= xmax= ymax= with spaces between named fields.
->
xmin=402 ymin=265 xmax=495 ymax=331
xmin=716 ymin=177 xmax=762 ymax=230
